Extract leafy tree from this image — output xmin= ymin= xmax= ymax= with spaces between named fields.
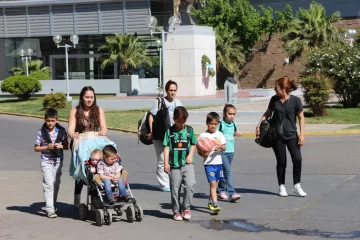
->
xmin=192 ymin=0 xmax=266 ymax=51
xmin=301 ymin=74 xmax=333 ymax=116
xmin=282 ymin=2 xmax=341 ymax=61
xmin=274 ymin=4 xmax=294 ymax=33
xmin=12 ymin=60 xmax=51 ymax=76
xmin=303 ymin=43 xmax=360 ymax=108
xmin=215 ymin=26 xmax=246 ymax=77
xmin=98 ymin=34 xmax=152 ymax=75
xmin=191 ymin=0 xmax=232 ymax=31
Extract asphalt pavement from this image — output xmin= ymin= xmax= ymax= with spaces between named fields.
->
xmin=1 ymin=114 xmax=360 ymax=240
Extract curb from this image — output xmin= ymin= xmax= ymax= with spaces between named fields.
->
xmin=0 ymin=112 xmax=359 ymax=137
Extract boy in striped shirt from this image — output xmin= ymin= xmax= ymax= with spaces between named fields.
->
xmin=164 ymin=107 xmax=197 ymax=221
xmin=34 ymin=108 xmax=69 ymax=218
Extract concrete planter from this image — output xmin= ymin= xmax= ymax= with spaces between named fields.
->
xmin=119 ymin=75 xmax=140 ymax=96
xmin=249 ymin=87 xmax=304 ymax=97
xmin=249 ymin=88 xmax=275 ymax=97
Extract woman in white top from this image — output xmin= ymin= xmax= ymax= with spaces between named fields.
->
xmin=147 ymin=80 xmax=182 ymax=192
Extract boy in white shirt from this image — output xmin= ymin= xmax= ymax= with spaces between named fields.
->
xmin=197 ymin=112 xmax=226 ymax=214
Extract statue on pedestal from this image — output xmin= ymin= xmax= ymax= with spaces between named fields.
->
xmin=173 ymin=0 xmax=205 ymax=25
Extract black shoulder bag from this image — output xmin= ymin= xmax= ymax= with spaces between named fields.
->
xmin=255 ymin=97 xmax=290 ymax=148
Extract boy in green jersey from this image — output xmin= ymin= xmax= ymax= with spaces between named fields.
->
xmin=164 ymin=106 xmax=197 ymax=221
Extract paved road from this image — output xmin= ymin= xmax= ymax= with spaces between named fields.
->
xmin=1 ymin=114 xmax=360 ymax=240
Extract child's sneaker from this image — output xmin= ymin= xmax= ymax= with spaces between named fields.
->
xmin=47 ymin=212 xmax=57 ymax=218
xmin=229 ymin=193 xmax=241 ymax=202
xmin=161 ymin=187 xmax=170 ymax=192
xmin=173 ymin=213 xmax=183 ymax=221
xmin=182 ymin=210 xmax=191 ymax=220
xmin=208 ymin=202 xmax=221 ymax=214
xmin=218 ymin=192 xmax=229 ymax=200
xmin=279 ymin=184 xmax=288 ymax=197
xmin=294 ymin=183 xmax=307 ymax=197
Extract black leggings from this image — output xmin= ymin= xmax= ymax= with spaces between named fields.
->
xmin=74 ymin=180 xmax=84 ymax=195
xmin=272 ymin=137 xmax=302 ymax=185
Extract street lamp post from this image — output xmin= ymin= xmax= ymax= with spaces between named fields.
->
xmin=146 ymin=15 xmax=181 ymax=97
xmin=18 ymin=48 xmax=33 ymax=76
xmin=53 ymin=34 xmax=79 ymax=101
xmin=156 ymin=39 xmax=162 ymax=95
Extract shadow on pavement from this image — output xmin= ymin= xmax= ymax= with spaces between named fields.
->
xmin=143 ymin=209 xmax=172 ymax=219
xmin=160 ymin=202 xmax=213 ymax=215
xmin=129 ymin=183 xmax=160 ymax=191
xmin=236 ymin=188 xmax=278 ymax=196
xmin=7 ymin=202 xmax=77 ymax=219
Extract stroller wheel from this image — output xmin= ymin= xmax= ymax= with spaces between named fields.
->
xmin=116 ymin=208 xmax=123 ymax=216
xmin=95 ymin=209 xmax=104 ymax=226
xmin=78 ymin=204 xmax=88 ymax=221
xmin=135 ymin=205 xmax=144 ymax=222
xmin=126 ymin=206 xmax=135 ymax=223
xmin=105 ymin=209 xmax=112 ymax=226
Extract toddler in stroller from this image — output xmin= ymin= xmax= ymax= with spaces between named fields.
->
xmin=70 ymin=132 xmax=143 ymax=226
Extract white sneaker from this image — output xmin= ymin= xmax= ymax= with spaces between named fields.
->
xmin=279 ymin=184 xmax=288 ymax=197
xmin=74 ymin=194 xmax=81 ymax=208
xmin=294 ymin=183 xmax=307 ymax=197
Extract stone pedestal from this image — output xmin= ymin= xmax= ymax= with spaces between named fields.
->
xmin=164 ymin=25 xmax=216 ymax=96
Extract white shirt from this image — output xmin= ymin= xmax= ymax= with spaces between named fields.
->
xmin=198 ymin=131 xmax=227 ymax=165
xmin=150 ymin=97 xmax=183 ymax=125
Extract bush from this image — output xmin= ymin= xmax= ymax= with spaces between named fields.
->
xmin=304 ymin=43 xmax=360 ymax=107
xmin=43 ymin=92 xmax=67 ymax=109
xmin=1 ymin=75 xmax=41 ymax=100
xmin=29 ymin=70 xmax=51 ymax=80
xmin=301 ymin=75 xmax=333 ymax=116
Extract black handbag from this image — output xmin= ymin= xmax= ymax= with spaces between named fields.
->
xmin=255 ymin=97 xmax=290 ymax=147
xmin=255 ymin=119 xmax=275 ymax=148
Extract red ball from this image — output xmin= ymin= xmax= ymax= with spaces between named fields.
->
xmin=196 ymin=137 xmax=215 ymax=154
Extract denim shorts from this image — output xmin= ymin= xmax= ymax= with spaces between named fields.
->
xmin=204 ymin=164 xmax=224 ymax=182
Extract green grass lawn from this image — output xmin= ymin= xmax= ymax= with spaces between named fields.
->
xmin=0 ymin=98 xmax=359 ymax=132
xmin=0 ymin=97 xmax=220 ymax=132
xmin=304 ymin=107 xmax=360 ymax=124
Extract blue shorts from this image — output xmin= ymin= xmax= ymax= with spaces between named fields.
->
xmin=204 ymin=164 xmax=224 ymax=182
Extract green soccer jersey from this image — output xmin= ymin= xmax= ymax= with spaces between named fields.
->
xmin=163 ymin=125 xmax=197 ymax=168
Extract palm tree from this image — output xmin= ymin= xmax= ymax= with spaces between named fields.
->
xmin=98 ymin=34 xmax=152 ymax=74
xmin=12 ymin=60 xmax=51 ymax=76
xmin=282 ymin=2 xmax=340 ymax=61
xmin=215 ymin=26 xmax=246 ymax=78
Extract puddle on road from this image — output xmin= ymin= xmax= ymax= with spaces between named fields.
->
xmin=196 ymin=219 xmax=360 ymax=239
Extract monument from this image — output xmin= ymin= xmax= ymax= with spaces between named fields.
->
xmin=164 ymin=0 xmax=216 ymax=97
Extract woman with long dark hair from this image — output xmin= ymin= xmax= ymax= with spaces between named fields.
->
xmin=68 ymin=86 xmax=107 ymax=207
xmin=256 ymin=77 xmax=306 ymax=197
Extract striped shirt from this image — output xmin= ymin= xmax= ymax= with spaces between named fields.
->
xmin=35 ymin=126 xmax=67 ymax=162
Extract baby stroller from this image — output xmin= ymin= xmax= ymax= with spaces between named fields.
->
xmin=70 ymin=132 xmax=144 ymax=226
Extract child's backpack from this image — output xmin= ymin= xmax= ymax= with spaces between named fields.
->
xmin=218 ymin=121 xmax=237 ymax=133
xmin=41 ymin=123 xmax=67 ymax=157
xmin=138 ymin=111 xmax=153 ymax=145
xmin=152 ymin=97 xmax=171 ymax=141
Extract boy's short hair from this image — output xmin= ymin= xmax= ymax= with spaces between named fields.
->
xmin=206 ymin=112 xmax=220 ymax=124
xmin=91 ymin=149 xmax=103 ymax=157
xmin=174 ymin=106 xmax=188 ymax=121
xmin=103 ymin=145 xmax=117 ymax=157
xmin=45 ymin=108 xmax=58 ymax=119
